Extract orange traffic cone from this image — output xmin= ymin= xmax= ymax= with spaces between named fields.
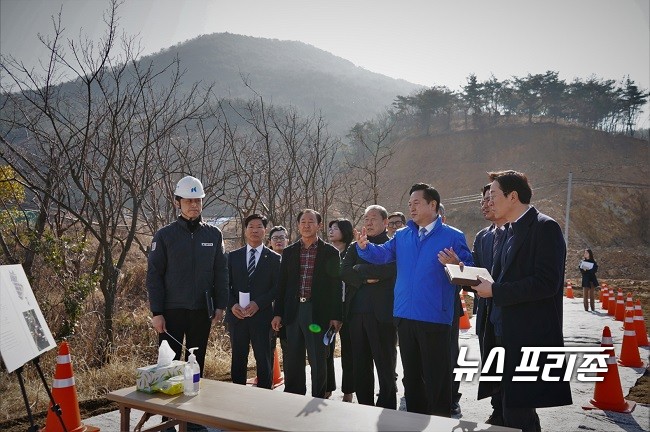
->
xmin=618 ymin=310 xmax=644 ymax=368
xmin=246 ymin=346 xmax=284 ymax=388
xmin=607 ymin=288 xmax=617 ymax=316
xmin=271 ymin=346 xmax=285 ymax=389
xmin=42 ymin=341 xmax=100 ymax=432
xmin=459 ymin=292 xmax=471 ymax=330
xmin=621 ymin=293 xmax=634 ymax=330
xmin=601 ymin=287 xmax=609 ymax=311
xmin=583 ymin=326 xmax=636 ymax=413
xmin=614 ymin=289 xmax=625 ymax=321
xmin=599 ymin=283 xmax=607 ymax=303
xmin=565 ymin=281 xmax=574 ymax=299
xmin=633 ymin=300 xmax=649 ymax=347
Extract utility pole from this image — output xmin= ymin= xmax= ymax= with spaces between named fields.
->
xmin=564 ymin=172 xmax=573 ymax=250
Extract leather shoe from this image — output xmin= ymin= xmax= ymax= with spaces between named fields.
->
xmin=485 ymin=413 xmax=504 ymax=426
xmin=451 ymin=402 xmax=461 ymax=416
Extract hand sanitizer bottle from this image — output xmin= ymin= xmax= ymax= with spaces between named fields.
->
xmin=183 ymin=347 xmax=200 ymax=396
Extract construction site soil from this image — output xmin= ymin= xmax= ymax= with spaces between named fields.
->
xmin=1 ymin=123 xmax=648 ymax=430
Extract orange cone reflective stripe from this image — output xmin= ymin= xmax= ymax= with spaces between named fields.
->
xmin=583 ymin=326 xmax=636 ymax=413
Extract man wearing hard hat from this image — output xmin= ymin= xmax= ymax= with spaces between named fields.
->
xmin=147 ymin=176 xmax=229 ymax=382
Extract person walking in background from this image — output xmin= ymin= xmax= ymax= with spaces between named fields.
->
xmin=271 ymin=209 xmax=342 ymax=398
xmin=356 ymin=183 xmax=473 ymax=417
xmin=579 ymin=248 xmax=599 ymax=312
xmin=147 ymin=176 xmax=228 ymax=373
xmin=387 ymin=211 xmax=406 ymax=238
xmin=325 ymin=218 xmax=355 ymax=402
xmin=475 ymin=170 xmax=572 ymax=432
xmin=341 ymin=205 xmax=397 ymax=409
xmin=226 ymin=214 xmax=281 ymax=389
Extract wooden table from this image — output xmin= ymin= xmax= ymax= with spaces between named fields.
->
xmin=107 ymin=379 xmax=518 ymax=431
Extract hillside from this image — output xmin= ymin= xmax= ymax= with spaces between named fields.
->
xmin=138 ymin=33 xmax=421 ymax=135
xmin=377 ymin=123 xmax=649 ymax=280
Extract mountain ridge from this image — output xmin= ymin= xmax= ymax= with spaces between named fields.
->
xmin=138 ymin=32 xmax=422 ymax=134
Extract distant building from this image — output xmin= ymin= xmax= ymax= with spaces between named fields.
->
xmin=204 ymin=216 xmax=235 ymax=228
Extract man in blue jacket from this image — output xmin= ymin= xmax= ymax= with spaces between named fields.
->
xmin=356 ymin=183 xmax=473 ymax=417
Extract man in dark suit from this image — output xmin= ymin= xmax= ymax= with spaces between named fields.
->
xmin=475 ymin=170 xmax=572 ymax=432
xmin=226 ymin=214 xmax=280 ymax=389
xmin=271 ymin=209 xmax=342 ymax=398
xmin=341 ymin=205 xmax=397 ymax=409
xmin=472 ymin=184 xmax=507 ymax=425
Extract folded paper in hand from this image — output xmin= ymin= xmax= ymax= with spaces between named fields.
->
xmin=579 ymin=260 xmax=594 ymax=270
xmin=445 ymin=264 xmax=494 ymax=286
xmin=239 ymin=292 xmax=250 ymax=308
xmin=323 ymin=326 xmax=336 ymax=346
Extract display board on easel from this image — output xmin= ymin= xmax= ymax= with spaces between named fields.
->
xmin=0 ymin=264 xmax=56 ymax=372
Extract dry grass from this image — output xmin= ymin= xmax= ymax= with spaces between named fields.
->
xmin=1 ymin=266 xmax=647 ymax=430
xmin=0 ymin=262 xmax=236 ymax=430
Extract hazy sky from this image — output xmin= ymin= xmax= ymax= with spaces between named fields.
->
xmin=1 ymin=0 xmax=649 ymax=125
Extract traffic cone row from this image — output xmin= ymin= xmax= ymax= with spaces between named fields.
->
xmin=565 ymin=281 xmax=574 ymax=299
xmin=583 ymin=326 xmax=636 ymax=413
xmin=43 ymin=341 xmax=99 ymax=432
xmin=459 ymin=292 xmax=471 ymax=330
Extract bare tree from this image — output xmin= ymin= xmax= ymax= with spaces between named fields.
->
xmin=339 ymin=113 xmax=395 ymax=224
xmin=209 ymin=82 xmax=343 ymax=241
xmin=0 ymin=0 xmax=213 ymax=364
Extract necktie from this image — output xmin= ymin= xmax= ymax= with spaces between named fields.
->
xmin=491 ymin=226 xmax=505 ymax=276
xmin=419 ymin=227 xmax=427 ymax=242
xmin=247 ymin=248 xmax=256 ymax=279
xmin=500 ymin=224 xmax=515 ymax=272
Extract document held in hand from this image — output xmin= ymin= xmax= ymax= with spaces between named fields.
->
xmin=239 ymin=292 xmax=250 ymax=308
xmin=444 ymin=264 xmax=494 ymax=286
xmin=579 ymin=260 xmax=594 ymax=270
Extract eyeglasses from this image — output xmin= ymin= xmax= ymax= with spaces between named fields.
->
xmin=271 ymin=235 xmax=287 ymax=241
xmin=387 ymin=221 xmax=404 ymax=228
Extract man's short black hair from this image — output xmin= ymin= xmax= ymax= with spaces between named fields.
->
xmin=268 ymin=225 xmax=288 ymax=239
xmin=388 ymin=211 xmax=406 ymax=223
xmin=488 ymin=170 xmax=532 ymax=204
xmin=409 ymin=183 xmax=440 ymax=212
xmin=297 ymin=208 xmax=322 ymax=224
xmin=244 ymin=213 xmax=269 ymax=228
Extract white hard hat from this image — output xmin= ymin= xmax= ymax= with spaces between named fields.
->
xmin=175 ymin=176 xmax=205 ymax=199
